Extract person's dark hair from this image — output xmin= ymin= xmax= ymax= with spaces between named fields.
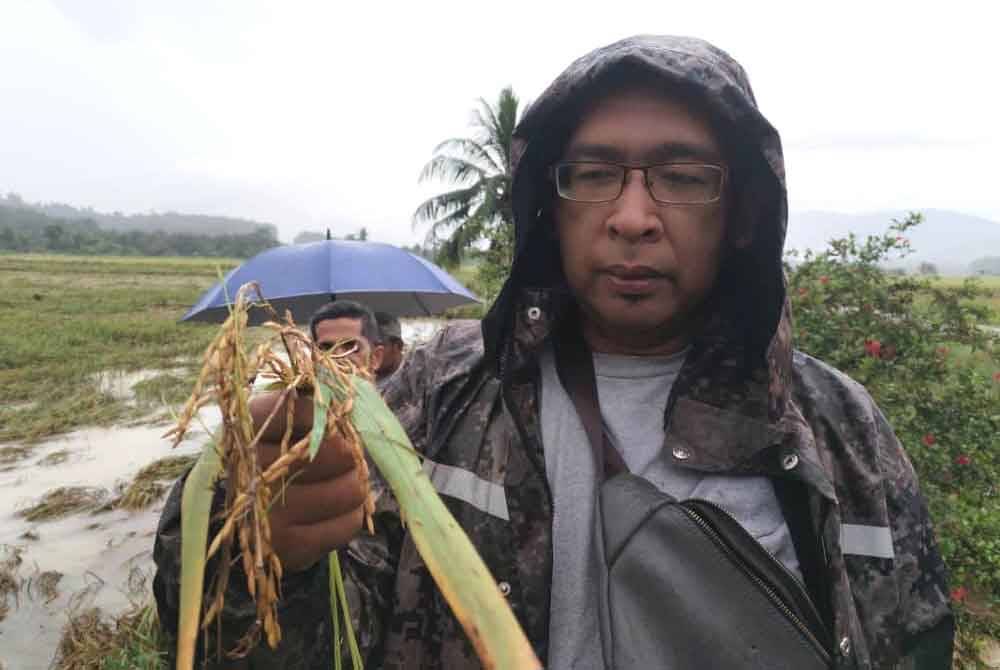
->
xmin=309 ymin=300 xmax=381 ymax=344
xmin=374 ymin=311 xmax=403 ymax=346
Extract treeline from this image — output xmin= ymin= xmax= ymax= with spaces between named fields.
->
xmin=0 ymin=205 xmax=279 ymax=258
xmin=0 ymin=192 xmax=277 ymax=237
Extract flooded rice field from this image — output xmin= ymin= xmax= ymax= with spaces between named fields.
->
xmin=0 ymin=318 xmax=444 ymax=669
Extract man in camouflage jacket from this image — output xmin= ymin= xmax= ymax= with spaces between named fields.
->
xmin=154 ymin=35 xmax=953 ymax=669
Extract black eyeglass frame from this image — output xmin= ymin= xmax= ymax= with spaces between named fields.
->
xmin=551 ymin=160 xmax=728 ymax=205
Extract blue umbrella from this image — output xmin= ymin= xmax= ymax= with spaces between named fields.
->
xmin=182 ymin=240 xmax=479 ymax=325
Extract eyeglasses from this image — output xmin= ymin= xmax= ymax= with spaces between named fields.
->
xmin=318 ymin=338 xmax=362 ymax=357
xmin=553 ymin=161 xmax=726 ymax=205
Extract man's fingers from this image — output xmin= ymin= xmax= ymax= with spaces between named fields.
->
xmin=258 ymin=433 xmax=357 ymax=483
xmin=272 ymin=504 xmax=367 ymax=572
xmin=268 ymin=469 xmax=368 ymax=526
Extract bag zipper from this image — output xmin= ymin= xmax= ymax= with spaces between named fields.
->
xmin=691 ymin=499 xmax=816 ymax=599
xmin=681 ymin=503 xmax=832 ymax=664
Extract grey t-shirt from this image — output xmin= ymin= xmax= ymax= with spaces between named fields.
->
xmin=540 ymin=346 xmax=802 ymax=670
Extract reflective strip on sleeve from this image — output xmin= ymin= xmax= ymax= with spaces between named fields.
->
xmin=840 ymin=523 xmax=894 ymax=559
xmin=421 ymin=458 xmax=509 ymax=521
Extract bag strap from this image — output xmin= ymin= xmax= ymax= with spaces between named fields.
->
xmin=772 ymin=478 xmax=834 ymax=636
xmin=552 ymin=324 xmax=628 ymax=479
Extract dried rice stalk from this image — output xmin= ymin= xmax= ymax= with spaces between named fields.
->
xmin=170 ymin=283 xmax=540 ymax=670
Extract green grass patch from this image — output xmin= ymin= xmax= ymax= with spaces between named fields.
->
xmin=930 ymin=275 xmax=1000 ymax=325
xmin=0 ymin=254 xmax=242 ymax=443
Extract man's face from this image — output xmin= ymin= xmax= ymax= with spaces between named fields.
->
xmin=314 ymin=317 xmax=384 ymax=374
xmin=554 ymin=87 xmax=728 ymax=349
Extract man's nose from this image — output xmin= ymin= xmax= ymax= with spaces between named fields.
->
xmin=606 ymin=169 xmax=663 ymax=243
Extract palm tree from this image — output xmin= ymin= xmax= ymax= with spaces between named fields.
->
xmin=413 ymin=86 xmax=521 ymax=267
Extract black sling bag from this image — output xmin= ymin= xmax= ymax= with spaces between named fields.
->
xmin=552 ymin=328 xmax=833 ymax=669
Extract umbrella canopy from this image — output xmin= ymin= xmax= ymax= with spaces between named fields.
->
xmin=182 ymin=240 xmax=479 ymax=326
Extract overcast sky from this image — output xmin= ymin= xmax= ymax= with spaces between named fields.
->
xmin=1 ymin=0 xmax=997 ymax=245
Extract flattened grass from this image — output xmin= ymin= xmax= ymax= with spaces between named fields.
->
xmin=117 ymin=454 xmax=196 ymax=510
xmin=30 ymin=570 xmax=63 ymax=604
xmin=37 ymin=449 xmax=72 ymax=466
xmin=0 ymin=546 xmax=24 ymax=623
xmin=16 ymin=486 xmax=110 ymax=522
xmin=53 ymin=603 xmax=167 ymax=670
xmin=0 ymin=254 xmax=240 ymax=443
xmin=0 ymin=444 xmax=36 ymax=466
xmin=131 ymin=372 xmax=193 ymax=406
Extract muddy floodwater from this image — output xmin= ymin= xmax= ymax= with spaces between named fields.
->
xmin=0 ymin=318 xmax=444 ymax=669
xmin=0 ymin=411 xmax=220 ymax=669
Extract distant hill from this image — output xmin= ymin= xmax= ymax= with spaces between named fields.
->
xmin=785 ymin=210 xmax=1000 ymax=275
xmin=0 ymin=193 xmax=277 ymax=238
xmin=0 ymin=193 xmax=279 ymax=258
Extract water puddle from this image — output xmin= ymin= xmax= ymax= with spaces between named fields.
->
xmin=401 ymin=318 xmax=444 ymax=346
xmin=89 ymin=367 xmax=188 ymax=403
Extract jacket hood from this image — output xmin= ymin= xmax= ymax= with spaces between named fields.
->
xmin=482 ymin=35 xmax=790 ymax=392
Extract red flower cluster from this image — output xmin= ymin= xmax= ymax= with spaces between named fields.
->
xmin=864 ymin=339 xmax=882 ymax=358
xmin=921 ymin=434 xmax=936 ymax=447
xmin=955 ymin=454 xmax=971 ymax=466
xmin=798 ymin=287 xmax=809 ymax=297
xmin=819 ymin=276 xmax=830 ymax=285
xmin=950 ymin=586 xmax=968 ymax=604
xmin=993 ymin=370 xmax=1000 ymax=383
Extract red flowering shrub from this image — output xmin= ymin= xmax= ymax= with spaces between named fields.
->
xmin=787 ymin=212 xmax=1000 ymax=653
xmin=864 ymin=339 xmax=882 ymax=358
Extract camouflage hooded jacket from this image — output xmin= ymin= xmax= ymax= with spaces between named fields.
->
xmin=153 ymin=36 xmax=953 ymax=669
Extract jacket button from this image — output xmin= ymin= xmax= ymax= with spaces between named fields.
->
xmin=781 ymin=452 xmax=800 ymax=470
xmin=672 ymin=446 xmax=691 ymax=461
xmin=498 ymin=581 xmax=512 ymax=597
xmin=838 ymin=636 xmax=851 ymax=656
xmin=526 ymin=307 xmax=542 ymax=321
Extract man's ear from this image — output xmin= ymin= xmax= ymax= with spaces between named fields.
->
xmin=369 ymin=344 xmax=385 ymax=373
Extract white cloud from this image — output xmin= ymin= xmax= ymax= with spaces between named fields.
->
xmin=1 ymin=0 xmax=997 ymax=245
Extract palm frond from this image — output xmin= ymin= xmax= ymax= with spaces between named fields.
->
xmin=418 ymin=155 xmax=487 ymax=185
xmin=432 ymin=138 xmax=503 ymax=175
xmin=493 ymin=87 xmax=521 ymax=172
xmin=411 ymin=184 xmax=481 ymax=229
xmin=414 ymin=85 xmax=523 ymax=263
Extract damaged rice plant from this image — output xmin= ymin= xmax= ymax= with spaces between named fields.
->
xmin=169 ymin=283 xmax=539 ymax=670
xmin=117 ymin=454 xmax=197 ymax=511
xmin=52 ymin=602 xmax=167 ymax=670
xmin=0 ymin=545 xmax=24 ymax=623
xmin=16 ymin=486 xmax=109 ymax=522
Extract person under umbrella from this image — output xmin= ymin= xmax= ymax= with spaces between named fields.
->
xmin=308 ymin=301 xmax=384 ymax=376
xmin=250 ymin=300 xmax=384 ymax=392
xmin=374 ymin=311 xmax=404 ymax=385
